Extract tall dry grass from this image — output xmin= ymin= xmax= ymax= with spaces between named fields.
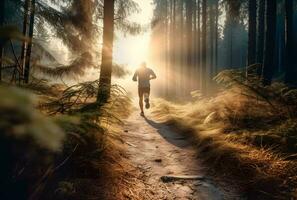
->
xmin=0 ymin=78 xmax=133 ymax=200
xmin=151 ymin=78 xmax=297 ymax=199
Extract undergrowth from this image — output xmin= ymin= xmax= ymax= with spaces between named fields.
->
xmin=0 ymin=79 xmax=132 ymax=200
xmin=152 ymin=66 xmax=297 ymax=199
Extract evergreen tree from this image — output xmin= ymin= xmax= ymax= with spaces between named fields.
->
xmin=201 ymin=0 xmax=207 ymax=93
xmin=284 ymin=0 xmax=296 ymax=85
xmin=248 ymin=0 xmax=257 ymax=66
xmin=24 ymin=0 xmax=36 ymax=84
xmin=0 ymin=0 xmax=5 ymax=81
xmin=256 ymin=0 xmax=265 ymax=74
xmin=262 ymin=0 xmax=277 ymax=85
xmin=98 ymin=0 xmax=115 ymax=102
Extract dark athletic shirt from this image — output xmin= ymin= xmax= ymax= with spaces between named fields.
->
xmin=133 ymin=67 xmax=156 ymax=88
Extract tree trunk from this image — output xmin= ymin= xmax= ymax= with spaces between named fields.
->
xmin=197 ymin=0 xmax=201 ymax=89
xmin=186 ymin=0 xmax=193 ymax=93
xmin=230 ymin=27 xmax=233 ymax=67
xmin=169 ymin=0 xmax=176 ymax=96
xmin=262 ymin=0 xmax=276 ymax=86
xmin=21 ymin=0 xmax=30 ymax=78
xmin=98 ymin=0 xmax=115 ymax=102
xmin=176 ymin=0 xmax=183 ymax=96
xmin=214 ymin=0 xmax=219 ymax=75
xmin=193 ymin=0 xmax=197 ymax=86
xmin=24 ymin=0 xmax=36 ymax=84
xmin=0 ymin=0 xmax=5 ymax=81
xmin=248 ymin=0 xmax=257 ymax=66
xmin=201 ymin=0 xmax=207 ymax=94
xmin=172 ymin=0 xmax=177 ymax=94
xmin=179 ymin=0 xmax=185 ymax=95
xmin=164 ymin=0 xmax=169 ymax=97
xmin=256 ymin=0 xmax=265 ymax=75
xmin=284 ymin=0 xmax=296 ymax=85
xmin=209 ymin=2 xmax=214 ymax=78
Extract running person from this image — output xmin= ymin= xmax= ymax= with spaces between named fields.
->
xmin=133 ymin=62 xmax=157 ymax=116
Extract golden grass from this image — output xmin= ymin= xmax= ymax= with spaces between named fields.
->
xmin=151 ymin=89 xmax=297 ymax=199
xmin=12 ymin=80 xmax=136 ymax=199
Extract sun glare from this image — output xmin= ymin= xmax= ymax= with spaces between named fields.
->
xmin=114 ymin=33 xmax=151 ymax=71
xmin=113 ymin=0 xmax=153 ymax=71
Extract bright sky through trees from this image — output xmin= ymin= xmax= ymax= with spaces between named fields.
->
xmin=113 ymin=0 xmax=154 ymax=71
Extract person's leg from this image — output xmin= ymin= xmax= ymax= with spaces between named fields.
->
xmin=144 ymin=87 xmax=150 ymax=109
xmin=138 ymin=88 xmax=144 ymax=115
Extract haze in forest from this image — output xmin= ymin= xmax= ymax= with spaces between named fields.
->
xmin=1 ymin=0 xmax=297 ymax=199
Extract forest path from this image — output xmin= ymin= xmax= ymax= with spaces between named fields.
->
xmin=121 ymin=109 xmax=241 ymax=200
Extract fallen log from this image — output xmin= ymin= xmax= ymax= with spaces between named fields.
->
xmin=160 ymin=175 xmax=205 ymax=183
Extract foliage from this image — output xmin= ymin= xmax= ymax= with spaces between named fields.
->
xmin=37 ymin=79 xmax=132 ymax=199
xmin=0 ymin=85 xmax=66 ymax=199
xmin=0 ymin=85 xmax=65 ymax=151
xmin=0 ymin=75 xmax=132 ymax=199
xmin=224 ymin=0 xmax=243 ymax=17
xmin=215 ymin=65 xmax=297 ymax=117
xmin=41 ymin=79 xmax=130 ymax=117
xmin=33 ymin=52 xmax=94 ymax=78
xmin=33 ymin=0 xmax=141 ymax=78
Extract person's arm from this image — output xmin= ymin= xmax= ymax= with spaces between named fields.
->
xmin=132 ymin=70 xmax=138 ymax=81
xmin=150 ymin=69 xmax=157 ymax=80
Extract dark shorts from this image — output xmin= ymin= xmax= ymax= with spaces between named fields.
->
xmin=138 ymin=87 xmax=150 ymax=98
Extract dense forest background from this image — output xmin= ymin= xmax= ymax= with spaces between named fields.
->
xmin=1 ymin=0 xmax=297 ymax=97
xmin=150 ymin=0 xmax=297 ymax=97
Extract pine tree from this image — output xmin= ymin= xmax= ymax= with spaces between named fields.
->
xmin=0 ymin=0 xmax=5 ymax=81
xmin=201 ymin=0 xmax=207 ymax=94
xmin=262 ymin=0 xmax=277 ymax=85
xmin=256 ymin=0 xmax=265 ymax=65
xmin=98 ymin=0 xmax=115 ymax=102
xmin=24 ymin=0 xmax=36 ymax=84
xmin=21 ymin=0 xmax=30 ymax=77
xmin=284 ymin=0 xmax=296 ymax=85
xmin=186 ymin=0 xmax=193 ymax=92
xmin=248 ymin=0 xmax=257 ymax=66
xmin=196 ymin=0 xmax=201 ymax=89
xmin=209 ymin=0 xmax=215 ymax=78
xmin=214 ymin=0 xmax=219 ymax=75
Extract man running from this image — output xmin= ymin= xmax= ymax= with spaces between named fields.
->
xmin=133 ymin=62 xmax=157 ymax=116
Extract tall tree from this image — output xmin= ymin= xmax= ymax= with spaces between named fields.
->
xmin=178 ymin=0 xmax=185 ymax=94
xmin=201 ymin=0 xmax=207 ymax=93
xmin=248 ymin=0 xmax=257 ymax=66
xmin=169 ymin=0 xmax=177 ymax=96
xmin=165 ymin=0 xmax=169 ymax=96
xmin=193 ymin=0 xmax=197 ymax=78
xmin=21 ymin=0 xmax=30 ymax=77
xmin=0 ymin=0 xmax=5 ymax=81
xmin=262 ymin=0 xmax=277 ymax=85
xmin=256 ymin=0 xmax=265 ymax=75
xmin=24 ymin=0 xmax=36 ymax=84
xmin=209 ymin=0 xmax=215 ymax=78
xmin=172 ymin=0 xmax=177 ymax=94
xmin=186 ymin=0 xmax=193 ymax=92
xmin=197 ymin=0 xmax=201 ymax=85
xmin=214 ymin=0 xmax=219 ymax=75
xmin=98 ymin=0 xmax=115 ymax=102
xmin=284 ymin=0 xmax=296 ymax=85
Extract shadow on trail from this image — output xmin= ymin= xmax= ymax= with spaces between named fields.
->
xmin=143 ymin=116 xmax=191 ymax=149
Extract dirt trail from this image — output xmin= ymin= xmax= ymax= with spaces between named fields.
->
xmin=122 ymin=110 xmax=242 ymax=200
